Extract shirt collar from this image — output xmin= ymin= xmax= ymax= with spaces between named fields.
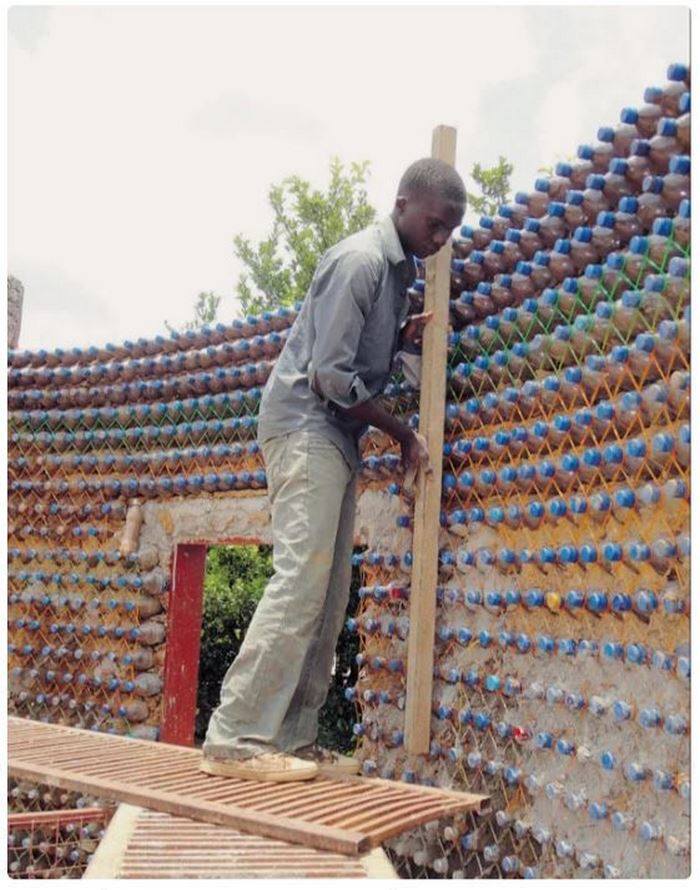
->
xmin=379 ymin=214 xmax=410 ymax=267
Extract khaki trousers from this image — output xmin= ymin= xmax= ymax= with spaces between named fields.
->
xmin=203 ymin=429 xmax=358 ymax=759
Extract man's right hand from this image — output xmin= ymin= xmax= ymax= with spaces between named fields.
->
xmin=400 ymin=429 xmax=432 ymax=494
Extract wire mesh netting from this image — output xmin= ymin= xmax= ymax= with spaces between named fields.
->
xmin=350 ymin=64 xmax=690 ymax=879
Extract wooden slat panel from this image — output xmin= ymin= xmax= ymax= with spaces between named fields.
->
xmin=86 ymin=804 xmax=397 ymax=880
xmin=10 ymin=717 xmax=485 ymax=856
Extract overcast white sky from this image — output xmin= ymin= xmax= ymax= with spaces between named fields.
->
xmin=7 ymin=4 xmax=690 ymax=351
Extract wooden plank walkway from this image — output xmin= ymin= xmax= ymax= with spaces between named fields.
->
xmin=85 ymin=803 xmax=397 ymax=879
xmin=9 ymin=717 xmax=485 ymax=856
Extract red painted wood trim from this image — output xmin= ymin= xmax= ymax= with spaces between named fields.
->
xmin=160 ymin=543 xmax=207 ymax=746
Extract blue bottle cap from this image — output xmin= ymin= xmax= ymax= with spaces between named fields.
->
xmin=642 ymin=174 xmax=664 ymax=194
xmin=577 ymin=144 xmax=594 ymax=160
xmin=644 ymin=86 xmax=663 ymax=103
xmin=630 ymin=234 xmax=649 ymax=253
xmin=618 ymin=195 xmax=638 ymax=214
xmin=515 ymin=191 xmax=530 ymax=205
xmin=596 ymin=211 xmax=615 ymax=228
xmin=606 ymin=252 xmax=625 ymax=272
xmin=609 ymin=157 xmax=629 ymax=175
xmin=620 ymin=106 xmax=638 ymax=124
xmin=515 ymin=260 xmax=533 ymax=275
xmin=491 ymin=240 xmax=506 ymax=255
xmin=667 ymin=62 xmax=689 ymax=82
xmin=505 ymin=227 xmax=521 ymax=242
xmin=555 ymin=161 xmax=573 ymax=176
xmin=459 ymin=224 xmax=474 ymax=238
xmin=669 ymin=154 xmax=690 ymax=175
xmin=548 ymin=201 xmax=566 ymax=218
xmin=479 ymin=216 xmax=494 ymax=229
xmin=680 ymin=91 xmax=690 ymax=113
xmin=658 ymin=117 xmax=678 ymax=137
xmin=634 ymin=332 xmax=655 ymax=353
xmin=652 ymin=217 xmax=673 ymax=236
xmin=679 ymin=198 xmax=690 ymax=218
xmin=565 ymin=190 xmax=584 ymax=206
xmin=533 ymin=250 xmax=549 ymax=266
xmin=630 ymin=138 xmax=651 ymax=157
xmin=597 ymin=125 xmax=615 ymax=143
xmin=498 ymin=204 xmax=513 ymax=218
xmin=553 ymin=238 xmax=571 ymax=254
xmin=585 ymin=174 xmax=605 ymax=191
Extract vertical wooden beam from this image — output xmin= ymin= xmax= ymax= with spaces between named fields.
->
xmin=161 ymin=543 xmax=208 ymax=746
xmin=404 ymin=125 xmax=456 ymax=754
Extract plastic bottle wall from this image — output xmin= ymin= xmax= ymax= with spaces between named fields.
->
xmin=7 ymin=60 xmax=690 ymax=880
xmin=350 ymin=62 xmax=690 ymax=879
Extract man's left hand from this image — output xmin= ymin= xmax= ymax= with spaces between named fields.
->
xmin=400 ymin=311 xmax=433 ymax=351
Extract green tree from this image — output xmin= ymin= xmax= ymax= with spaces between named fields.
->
xmin=233 ymin=156 xmax=376 ymax=315
xmin=165 ymin=290 xmax=221 ymax=336
xmin=465 ymin=155 xmax=514 ymax=218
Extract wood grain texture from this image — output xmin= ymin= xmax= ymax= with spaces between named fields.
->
xmin=10 ymin=717 xmax=485 ymax=857
xmin=86 ymin=804 xmax=397 ymax=879
xmin=405 ymin=124 xmax=457 ymax=754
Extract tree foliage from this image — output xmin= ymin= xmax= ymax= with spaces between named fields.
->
xmin=165 ymin=291 xmax=221 ymax=336
xmin=233 ymin=157 xmax=376 ymax=315
xmin=465 ymin=155 xmax=514 ymax=218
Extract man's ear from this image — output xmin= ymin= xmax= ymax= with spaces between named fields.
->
xmin=394 ymin=195 xmax=408 ymax=214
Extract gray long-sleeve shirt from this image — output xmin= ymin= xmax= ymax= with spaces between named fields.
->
xmin=256 ymin=214 xmax=420 ymax=471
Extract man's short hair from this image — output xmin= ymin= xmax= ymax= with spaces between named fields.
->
xmin=398 ymin=158 xmax=466 ymax=206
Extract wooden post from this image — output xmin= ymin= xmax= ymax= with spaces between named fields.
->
xmin=404 ymin=125 xmax=456 ymax=754
xmin=161 ymin=543 xmax=208 ymax=746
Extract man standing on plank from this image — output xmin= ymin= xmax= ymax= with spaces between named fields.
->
xmin=201 ymin=158 xmax=466 ymax=782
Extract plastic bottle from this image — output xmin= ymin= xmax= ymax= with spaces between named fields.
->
xmin=597 ymin=121 xmax=636 ymax=158
xmin=578 ymin=142 xmax=614 ymax=174
xmin=609 ymin=200 xmax=642 ymax=251
xmin=621 ymin=103 xmax=662 ymax=139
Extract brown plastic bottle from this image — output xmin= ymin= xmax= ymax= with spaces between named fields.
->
xmin=590 ymin=213 xmax=620 ymax=256
xmin=601 ymin=160 xmax=634 ymax=204
xmin=511 ymin=222 xmax=544 ymax=258
xmin=577 ymin=143 xmax=614 ymax=175
xmin=498 ymin=201 xmax=530 ymax=229
xmin=620 ymin=104 xmax=662 ymax=139
xmin=563 ymin=192 xmax=587 ymax=229
xmin=567 ymin=159 xmax=595 ymax=190
xmin=482 ymin=242 xmax=507 ymax=277
xmin=549 ymin=240 xmax=576 ymax=282
xmin=581 ymin=176 xmax=611 ymax=225
xmin=570 ymin=228 xmax=603 ymax=275
xmin=526 ymin=253 xmax=551 ymax=291
xmin=501 ymin=230 xmax=526 ymax=269
xmin=647 ymin=133 xmax=684 ymax=174
xmin=611 ymin=198 xmax=645 ymax=246
xmin=644 ymin=82 xmax=687 ymax=118
xmin=643 ymin=168 xmax=689 ymax=214
xmin=514 ymin=186 xmax=550 ymax=219
xmin=636 ymin=190 xmax=669 ymax=230
xmin=597 ymin=123 xmax=638 ymax=158
xmin=470 ymin=224 xmax=494 ymax=251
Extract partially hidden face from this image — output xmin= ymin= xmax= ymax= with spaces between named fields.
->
xmin=396 ymin=193 xmax=465 ymax=259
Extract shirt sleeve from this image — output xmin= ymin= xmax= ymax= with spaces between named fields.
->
xmin=395 ymin=350 xmax=422 ymax=388
xmin=308 ymin=250 xmax=381 ymax=410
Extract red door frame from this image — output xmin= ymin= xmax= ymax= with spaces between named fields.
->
xmin=160 ymin=537 xmax=264 ymax=747
xmin=160 ymin=543 xmax=207 ymax=746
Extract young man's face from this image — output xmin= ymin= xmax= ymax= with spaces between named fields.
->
xmin=394 ymin=193 xmax=465 ymax=260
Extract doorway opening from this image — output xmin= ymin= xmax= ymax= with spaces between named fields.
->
xmin=161 ymin=542 xmax=362 ymax=753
